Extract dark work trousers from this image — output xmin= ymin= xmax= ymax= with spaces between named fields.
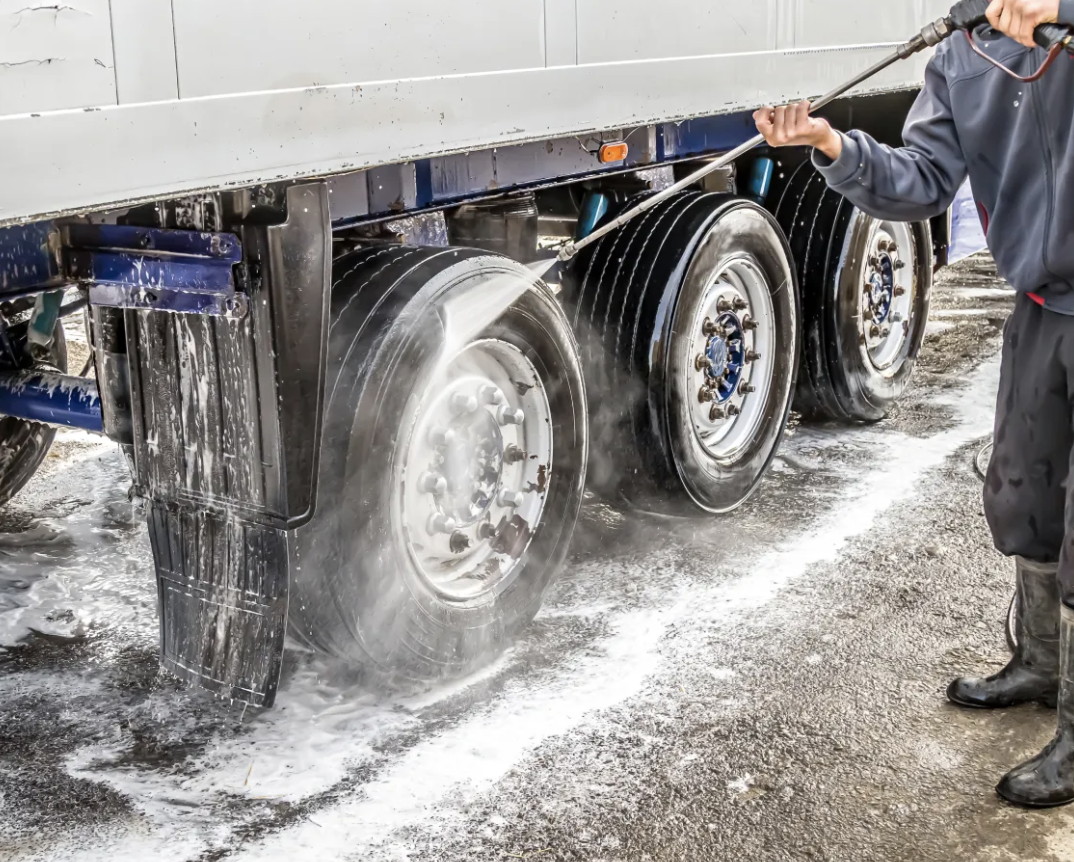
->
xmin=985 ymin=294 xmax=1074 ymax=607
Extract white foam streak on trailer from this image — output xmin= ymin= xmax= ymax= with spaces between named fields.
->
xmin=0 ymin=0 xmax=949 ymax=225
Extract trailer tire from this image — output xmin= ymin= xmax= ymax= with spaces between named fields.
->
xmin=0 ymin=323 xmax=68 ymax=506
xmin=290 ymin=247 xmax=587 ymax=678
xmin=775 ymin=162 xmax=932 ymax=422
xmin=571 ymin=193 xmax=797 ymax=513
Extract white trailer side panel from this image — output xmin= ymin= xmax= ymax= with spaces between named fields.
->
xmin=171 ymin=0 xmax=547 ymax=98
xmin=793 ymin=0 xmax=938 ymax=48
xmin=577 ymin=1 xmax=774 ymax=63
xmin=545 ymin=0 xmax=580 ymax=66
xmin=111 ymin=0 xmax=179 ymax=104
xmin=0 ymin=0 xmax=952 ymax=226
xmin=0 ymin=0 xmax=115 ymax=114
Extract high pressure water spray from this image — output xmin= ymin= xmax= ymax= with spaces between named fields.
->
xmin=532 ymin=0 xmax=1074 ymax=276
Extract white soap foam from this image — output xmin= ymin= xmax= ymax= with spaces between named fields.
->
xmin=50 ymin=358 xmax=999 ymax=861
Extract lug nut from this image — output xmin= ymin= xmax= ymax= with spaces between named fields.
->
xmin=740 ymin=382 xmax=756 ymax=394
xmin=702 ymin=317 xmax=719 ymax=336
xmin=479 ymin=385 xmax=506 ymax=405
xmin=893 ymin=286 xmax=906 ymax=297
xmin=742 ymin=317 xmax=758 ymax=331
xmin=745 ymin=349 xmax=761 ymax=362
xmin=869 ymin=324 xmax=881 ymax=338
xmin=894 ymin=259 xmax=905 ymax=270
xmin=695 ymin=353 xmax=714 ymax=371
xmin=428 ymin=426 xmax=456 ymax=447
xmin=880 ymin=326 xmax=891 ymax=337
xmin=428 ymin=513 xmax=457 ymax=535
xmin=732 ymin=297 xmax=748 ymax=311
xmin=419 ymin=472 xmax=448 ymax=495
xmin=868 ymin=255 xmax=880 ymax=268
xmin=698 ymin=387 xmax=717 ymax=404
xmin=726 ymin=404 xmax=741 ymax=417
xmin=716 ymin=298 xmax=733 ymax=313
xmin=449 ymin=531 xmax=471 ymax=554
xmin=450 ymin=392 xmax=479 ymax=415
xmin=504 ymin=445 xmax=526 ymax=464
xmin=709 ymin=404 xmax=725 ymax=421
xmin=498 ymin=489 xmax=523 ymax=508
xmin=497 ymin=406 xmax=525 ymax=426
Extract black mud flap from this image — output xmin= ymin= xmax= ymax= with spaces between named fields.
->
xmin=124 ymin=184 xmax=331 ymax=707
xmin=149 ymin=505 xmax=289 ymax=706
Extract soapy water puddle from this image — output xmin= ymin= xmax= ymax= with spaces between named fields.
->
xmin=0 ymin=360 xmax=999 ymax=861
xmin=0 ymin=280 xmax=1003 ymax=859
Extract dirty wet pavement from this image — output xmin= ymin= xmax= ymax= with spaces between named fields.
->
xmin=3 ymin=253 xmax=1073 ymax=861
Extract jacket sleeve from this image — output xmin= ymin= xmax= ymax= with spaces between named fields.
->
xmin=810 ymin=46 xmax=967 ymax=222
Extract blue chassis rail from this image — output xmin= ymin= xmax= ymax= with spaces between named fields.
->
xmin=0 ymin=370 xmax=102 ymax=432
xmin=0 ymin=101 xmax=965 ymax=437
xmin=0 ymin=222 xmax=249 ymax=435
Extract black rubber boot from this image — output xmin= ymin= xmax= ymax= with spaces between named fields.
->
xmin=947 ymin=557 xmax=1060 ymax=710
xmin=997 ymin=604 xmax=1074 ymax=808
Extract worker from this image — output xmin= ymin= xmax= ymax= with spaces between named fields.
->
xmin=754 ymin=0 xmax=1074 ymax=808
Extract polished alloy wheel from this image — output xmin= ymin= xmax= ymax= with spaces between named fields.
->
xmin=861 ymin=220 xmax=915 ymax=372
xmin=689 ymin=257 xmax=775 ymax=460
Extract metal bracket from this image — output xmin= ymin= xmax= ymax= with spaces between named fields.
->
xmin=63 ymin=224 xmax=248 ymax=318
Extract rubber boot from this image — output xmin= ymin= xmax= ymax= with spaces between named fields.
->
xmin=947 ymin=557 xmax=1060 ymax=709
xmin=996 ymin=604 xmax=1074 ymax=808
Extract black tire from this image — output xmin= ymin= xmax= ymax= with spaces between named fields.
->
xmin=290 ymin=246 xmax=587 ymax=678
xmin=569 ymin=193 xmax=798 ymax=512
xmin=0 ymin=323 xmax=68 ymax=505
xmin=775 ymin=161 xmax=932 ymax=422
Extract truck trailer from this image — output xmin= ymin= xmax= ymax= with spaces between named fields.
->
xmin=0 ymin=0 xmax=959 ymax=706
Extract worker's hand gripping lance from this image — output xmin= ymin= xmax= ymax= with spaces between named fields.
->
xmin=542 ymin=1 xmax=1073 ymax=269
xmin=950 ymin=0 xmax=1074 ymax=79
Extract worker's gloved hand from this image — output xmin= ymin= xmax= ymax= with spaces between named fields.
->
xmin=984 ymin=0 xmax=1061 ymax=47
xmin=753 ymin=100 xmax=844 ymax=161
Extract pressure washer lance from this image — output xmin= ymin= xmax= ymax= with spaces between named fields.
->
xmin=539 ymin=0 xmax=1074 ymax=272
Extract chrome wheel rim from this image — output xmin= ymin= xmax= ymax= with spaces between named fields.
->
xmin=861 ymin=220 xmax=915 ymax=372
xmin=394 ymin=337 xmax=552 ymax=602
xmin=687 ymin=256 xmax=775 ymax=460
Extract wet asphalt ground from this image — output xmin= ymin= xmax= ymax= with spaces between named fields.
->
xmin=3 ymin=253 xmax=1073 ymax=861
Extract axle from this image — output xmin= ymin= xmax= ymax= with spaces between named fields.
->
xmin=0 ymin=370 xmax=103 ymax=433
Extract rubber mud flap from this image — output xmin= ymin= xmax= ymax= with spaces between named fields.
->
xmin=149 ymin=504 xmax=287 ymax=707
xmin=125 ymin=183 xmax=330 ymax=706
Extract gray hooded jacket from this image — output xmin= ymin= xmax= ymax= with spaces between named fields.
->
xmin=813 ymin=9 xmax=1074 ymax=313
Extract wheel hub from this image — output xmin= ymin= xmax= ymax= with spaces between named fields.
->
xmin=687 ymin=261 xmax=774 ymax=460
xmin=702 ymin=312 xmax=746 ymax=402
xmin=397 ymin=340 xmax=552 ymax=602
xmin=866 ymin=259 xmax=895 ymax=325
xmin=438 ymin=408 xmax=504 ymax=526
xmin=860 ymin=224 xmax=915 ymax=371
